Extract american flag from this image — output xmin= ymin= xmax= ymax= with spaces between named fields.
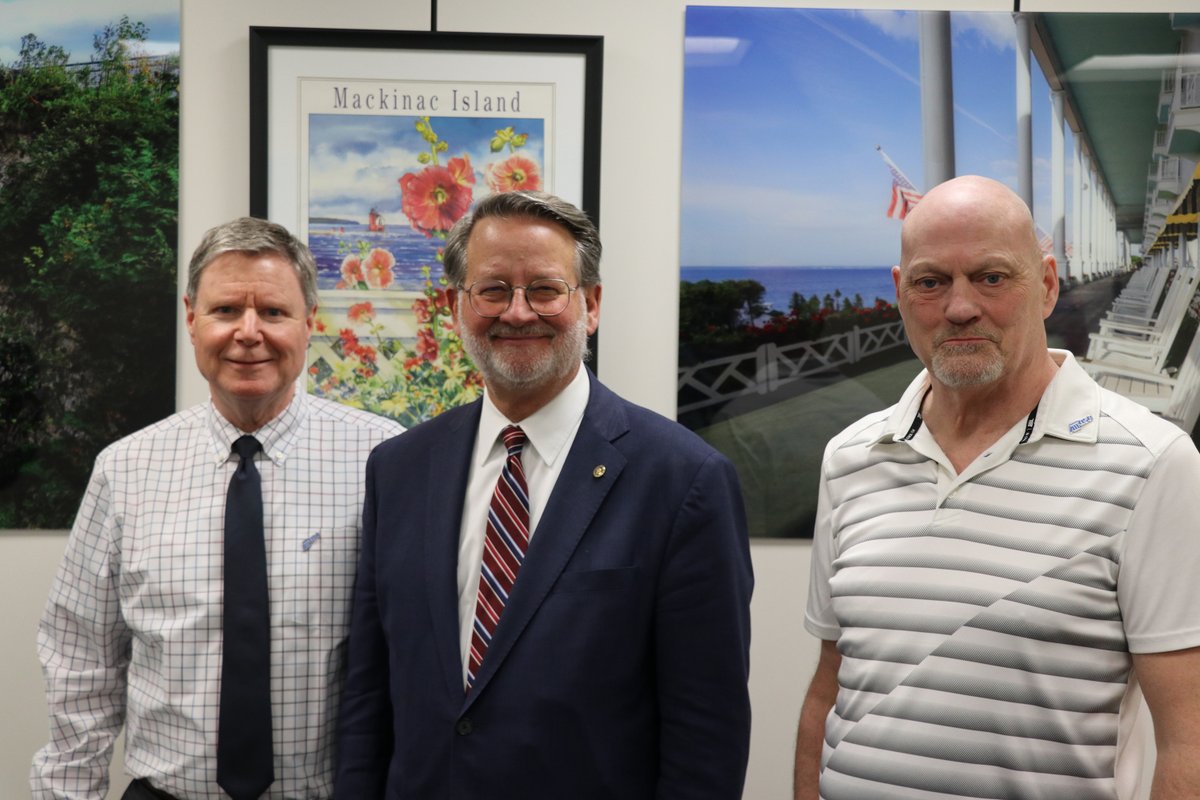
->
xmin=877 ymin=146 xmax=923 ymax=219
xmin=888 ymin=180 xmax=923 ymax=220
xmin=1035 ymin=225 xmax=1054 ymax=255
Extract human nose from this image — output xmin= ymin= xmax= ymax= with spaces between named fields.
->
xmin=943 ymin=279 xmax=981 ymax=325
xmin=499 ymin=286 xmax=540 ymax=324
xmin=234 ymin=309 xmax=263 ymax=341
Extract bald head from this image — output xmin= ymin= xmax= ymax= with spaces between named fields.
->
xmin=901 ymin=175 xmax=1043 ymax=270
xmin=890 ymin=174 xmax=1060 ymax=396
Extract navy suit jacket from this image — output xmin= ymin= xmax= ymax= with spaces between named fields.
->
xmin=334 ymin=370 xmax=753 ymax=799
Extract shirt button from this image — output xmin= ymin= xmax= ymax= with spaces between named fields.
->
xmin=456 ymin=717 xmax=474 ymax=736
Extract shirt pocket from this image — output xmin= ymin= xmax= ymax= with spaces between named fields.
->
xmin=278 ymin=523 xmax=360 ymax=638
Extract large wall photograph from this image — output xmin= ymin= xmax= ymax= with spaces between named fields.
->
xmin=678 ymin=7 xmax=1200 ymax=537
xmin=0 ymin=1 xmax=180 ymax=529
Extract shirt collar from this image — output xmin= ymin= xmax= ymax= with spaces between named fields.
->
xmin=205 ymin=390 xmax=308 ymax=466
xmin=878 ymin=349 xmax=1102 ymax=446
xmin=1033 ymin=350 xmax=1103 ymax=442
xmin=474 ymin=366 xmax=591 ymax=470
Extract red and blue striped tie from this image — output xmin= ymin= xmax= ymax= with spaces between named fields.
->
xmin=467 ymin=425 xmax=530 ymax=690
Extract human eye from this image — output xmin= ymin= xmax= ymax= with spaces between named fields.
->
xmin=475 ymin=282 xmax=510 ymax=301
xmin=527 ymin=280 xmax=566 ymax=302
xmin=912 ymin=275 xmax=941 ymax=291
xmin=980 ymin=273 xmax=1005 ymax=286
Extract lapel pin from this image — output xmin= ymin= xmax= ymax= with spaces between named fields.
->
xmin=592 ymin=465 xmax=606 ymax=478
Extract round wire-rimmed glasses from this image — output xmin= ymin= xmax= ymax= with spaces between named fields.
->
xmin=461 ymin=278 xmax=579 ymax=318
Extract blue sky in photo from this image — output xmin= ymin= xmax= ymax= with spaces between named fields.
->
xmin=681 ymin=6 xmax=1072 ymax=268
xmin=0 ymin=0 xmax=179 ymax=64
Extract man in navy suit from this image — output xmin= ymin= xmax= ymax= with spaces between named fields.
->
xmin=334 ymin=191 xmax=753 ymax=799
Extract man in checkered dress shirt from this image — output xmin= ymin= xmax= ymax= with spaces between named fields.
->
xmin=32 ymin=218 xmax=403 ymax=800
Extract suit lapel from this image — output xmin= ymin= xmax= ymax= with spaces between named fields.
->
xmin=463 ymin=374 xmax=630 ymax=705
xmin=423 ymin=402 xmax=481 ymax=699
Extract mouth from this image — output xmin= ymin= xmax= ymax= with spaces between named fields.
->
xmin=935 ymin=331 xmax=995 ymax=348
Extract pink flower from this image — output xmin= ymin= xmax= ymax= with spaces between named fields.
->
xmin=340 ymin=255 xmax=365 ymax=287
xmin=486 ymin=155 xmax=541 ymax=193
xmin=399 ymin=156 xmax=475 ymax=237
xmin=447 ymin=155 xmax=475 ymax=187
xmin=363 ymin=249 xmax=396 ymax=289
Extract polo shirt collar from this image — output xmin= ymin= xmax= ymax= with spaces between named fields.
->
xmin=877 ymin=349 xmax=1103 ymax=446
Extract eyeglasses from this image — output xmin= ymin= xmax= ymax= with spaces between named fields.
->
xmin=461 ymin=278 xmax=579 ymax=318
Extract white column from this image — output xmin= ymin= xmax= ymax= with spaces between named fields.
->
xmin=919 ymin=11 xmax=955 ymax=189
xmin=1014 ymin=13 xmax=1034 ymax=209
xmin=1080 ymin=140 xmax=1089 ymax=281
xmin=1084 ymin=160 xmax=1096 ymax=279
xmin=1051 ymin=89 xmax=1067 ymax=279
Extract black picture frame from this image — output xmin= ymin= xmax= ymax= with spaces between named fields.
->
xmin=249 ymin=26 xmax=602 ymax=226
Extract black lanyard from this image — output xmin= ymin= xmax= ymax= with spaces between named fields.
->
xmin=903 ymin=395 xmax=1039 ymax=444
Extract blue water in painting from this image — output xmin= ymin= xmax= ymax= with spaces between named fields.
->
xmin=309 ymin=221 xmax=447 ymax=290
xmin=308 ymin=228 xmax=899 ymax=311
xmin=680 ymin=266 xmax=897 ymax=312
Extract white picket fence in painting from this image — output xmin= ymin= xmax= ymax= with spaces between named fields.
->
xmin=677 ymin=320 xmax=908 ymax=414
xmin=307 ymin=289 xmax=423 ymax=380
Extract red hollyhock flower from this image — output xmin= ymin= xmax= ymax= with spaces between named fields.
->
xmin=348 ymin=302 xmax=375 ymax=323
xmin=416 ymin=327 xmax=439 ymax=361
xmin=399 ymin=156 xmax=475 ymax=237
xmin=412 ymin=297 xmax=432 ymax=324
xmin=486 ymin=155 xmax=541 ymax=193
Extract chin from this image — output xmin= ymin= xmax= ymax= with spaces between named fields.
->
xmin=931 ymin=361 xmax=1004 ymax=388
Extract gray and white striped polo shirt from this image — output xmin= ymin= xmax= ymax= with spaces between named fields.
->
xmin=806 ymin=350 xmax=1200 ymax=800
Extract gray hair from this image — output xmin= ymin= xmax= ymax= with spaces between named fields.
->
xmin=186 ymin=217 xmax=319 ymax=310
xmin=442 ymin=191 xmax=602 ymax=288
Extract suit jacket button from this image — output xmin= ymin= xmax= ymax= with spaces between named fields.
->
xmin=456 ymin=718 xmax=474 ymax=736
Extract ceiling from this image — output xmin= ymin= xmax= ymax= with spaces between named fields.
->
xmin=1030 ymin=12 xmax=1195 ymax=246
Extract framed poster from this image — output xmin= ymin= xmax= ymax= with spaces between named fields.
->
xmin=249 ymin=27 xmax=602 ymax=427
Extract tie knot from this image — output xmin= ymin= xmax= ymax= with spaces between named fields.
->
xmin=233 ymin=435 xmax=262 ymax=462
xmin=500 ymin=425 xmax=526 ymax=456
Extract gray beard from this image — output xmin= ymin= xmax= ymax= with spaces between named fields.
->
xmin=930 ymin=344 xmax=1004 ymax=387
xmin=458 ymin=301 xmax=590 ymax=394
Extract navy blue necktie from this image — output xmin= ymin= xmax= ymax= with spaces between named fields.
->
xmin=217 ymin=435 xmax=274 ymax=800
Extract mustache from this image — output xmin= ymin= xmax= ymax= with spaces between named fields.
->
xmin=933 ymin=327 xmax=998 ymax=346
xmin=486 ymin=322 xmax=556 ymax=338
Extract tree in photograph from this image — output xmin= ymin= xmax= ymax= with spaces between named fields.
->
xmin=0 ymin=17 xmax=178 ymax=527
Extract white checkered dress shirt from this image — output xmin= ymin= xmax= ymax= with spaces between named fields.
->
xmin=32 ymin=392 xmax=403 ymax=800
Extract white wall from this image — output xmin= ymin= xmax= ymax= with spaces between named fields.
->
xmin=6 ymin=0 xmax=1191 ymax=798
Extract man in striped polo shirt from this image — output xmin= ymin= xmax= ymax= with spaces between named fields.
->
xmin=794 ymin=175 xmax=1200 ymax=800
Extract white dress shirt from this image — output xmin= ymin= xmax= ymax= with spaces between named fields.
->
xmin=455 ymin=366 xmax=590 ymax=682
xmin=32 ymin=391 xmax=403 ymax=800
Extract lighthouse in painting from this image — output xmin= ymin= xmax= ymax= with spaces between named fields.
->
xmin=368 ymin=208 xmax=385 ymax=232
